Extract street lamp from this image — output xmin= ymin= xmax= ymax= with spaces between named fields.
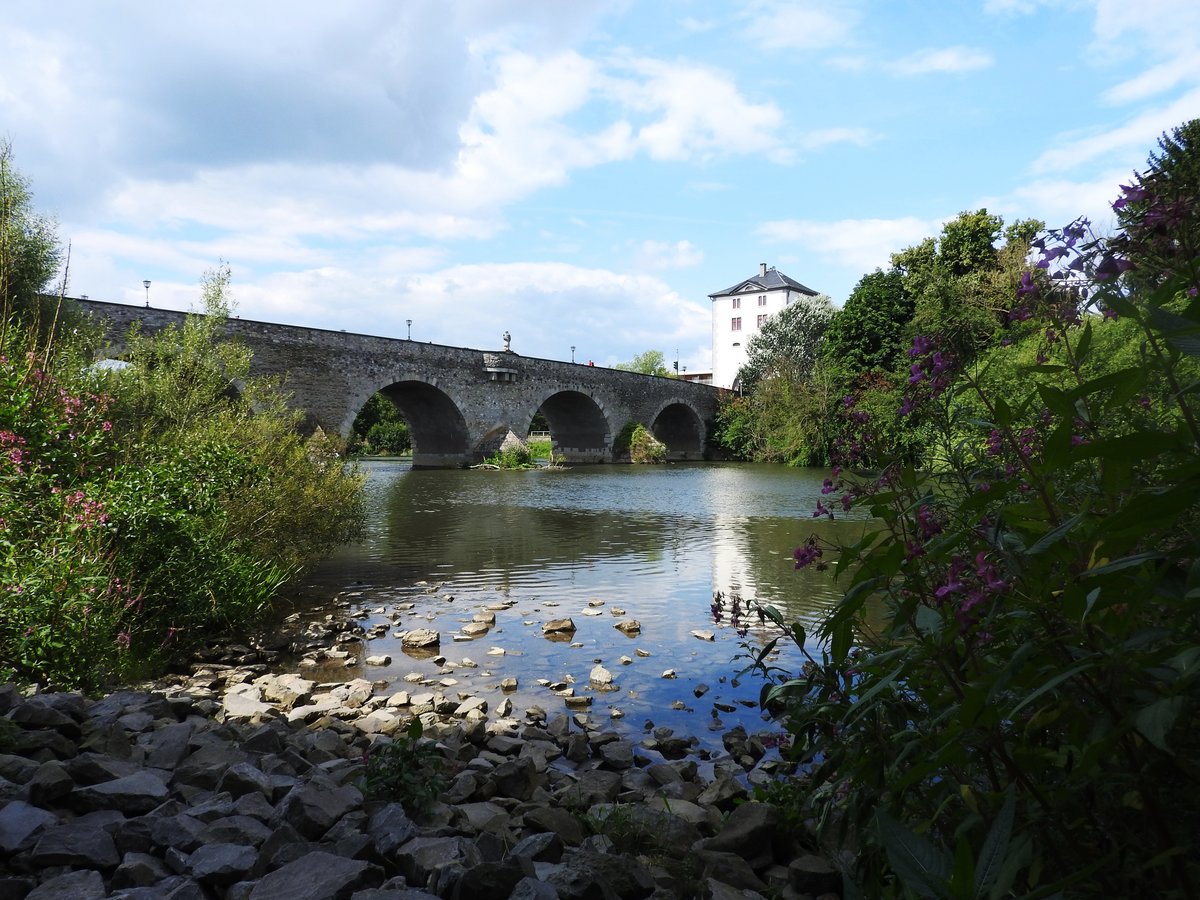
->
xmin=570 ymin=346 xmax=575 ymax=363
xmin=143 ymin=280 xmax=151 ymax=307
xmin=406 ymin=319 xmax=412 ymax=340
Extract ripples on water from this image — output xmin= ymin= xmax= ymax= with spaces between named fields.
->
xmin=289 ymin=460 xmax=870 ymax=749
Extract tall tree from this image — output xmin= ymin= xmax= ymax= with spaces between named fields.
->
xmin=823 ymin=269 xmax=913 ymax=374
xmin=616 ymin=349 xmax=672 ymax=377
xmin=737 ymin=293 xmax=835 ymax=393
xmin=0 ymin=142 xmax=63 ymax=337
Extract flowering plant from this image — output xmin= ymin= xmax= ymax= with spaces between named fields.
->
xmin=754 ymin=189 xmax=1200 ymax=896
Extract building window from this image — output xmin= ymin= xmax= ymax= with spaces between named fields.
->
xmin=731 ymin=297 xmax=741 ymax=309
xmin=731 ymin=317 xmax=741 ymax=331
xmin=757 ymin=314 xmax=768 ymax=327
xmin=758 ymin=294 xmax=767 ymax=306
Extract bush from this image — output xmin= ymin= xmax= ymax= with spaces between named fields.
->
xmin=754 ymin=209 xmax=1200 ymax=896
xmin=0 ymin=267 xmax=364 ymax=691
xmin=628 ymin=423 xmax=666 ymax=464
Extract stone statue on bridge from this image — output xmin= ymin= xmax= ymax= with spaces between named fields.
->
xmin=502 ymin=331 xmax=511 ymax=352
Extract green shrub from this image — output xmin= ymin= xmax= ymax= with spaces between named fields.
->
xmin=0 ymin=267 xmax=364 ymax=691
xmin=358 ymin=719 xmax=448 ymax=816
xmin=628 ymin=423 xmax=666 ymax=464
xmin=755 ymin=211 xmax=1200 ymax=896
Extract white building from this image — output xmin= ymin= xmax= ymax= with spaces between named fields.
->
xmin=708 ymin=263 xmax=820 ymax=390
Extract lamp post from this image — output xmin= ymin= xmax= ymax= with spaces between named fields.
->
xmin=406 ymin=319 xmax=412 ymax=340
xmin=570 ymin=346 xmax=575 ymax=363
xmin=143 ymin=280 xmax=151 ymax=307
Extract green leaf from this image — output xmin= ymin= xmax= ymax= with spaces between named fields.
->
xmin=1071 ymin=431 xmax=1183 ymax=462
xmin=951 ymin=834 xmax=975 ymax=900
xmin=1149 ymin=306 xmax=1200 ymax=357
xmin=1135 ymin=695 xmax=1184 ymax=752
xmin=1025 ymin=513 xmax=1083 ymax=556
xmin=876 ymin=808 xmax=952 ymax=899
xmin=974 ymin=789 xmax=1016 ymax=897
xmin=1008 ymin=660 xmax=1094 ymax=718
xmin=845 ymin=664 xmax=905 ymax=724
xmin=1073 ymin=319 xmax=1092 ymax=363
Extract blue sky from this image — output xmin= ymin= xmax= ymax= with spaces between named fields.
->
xmin=3 ymin=1 xmax=1198 ymax=373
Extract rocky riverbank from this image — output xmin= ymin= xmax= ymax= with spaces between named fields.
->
xmin=0 ymin=653 xmax=843 ymax=900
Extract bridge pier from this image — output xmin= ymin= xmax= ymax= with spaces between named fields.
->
xmin=75 ymin=298 xmax=724 ymax=468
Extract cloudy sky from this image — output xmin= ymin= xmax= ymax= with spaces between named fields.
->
xmin=4 ymin=1 xmax=1198 ymax=371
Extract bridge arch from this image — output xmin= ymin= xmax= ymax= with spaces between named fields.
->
xmin=527 ymin=388 xmax=612 ymax=464
xmin=649 ymin=399 xmax=706 ymax=461
xmin=363 ymin=378 xmax=471 ymax=468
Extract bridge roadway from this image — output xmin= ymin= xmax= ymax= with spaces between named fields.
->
xmin=76 ymin=299 xmax=725 ymax=468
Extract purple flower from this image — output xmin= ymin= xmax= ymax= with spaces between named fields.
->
xmin=908 ymin=363 xmax=926 ymax=385
xmin=899 ymin=395 xmax=917 ymax=417
xmin=909 ymin=335 xmax=934 ymax=358
xmin=1017 ymin=271 xmax=1039 ymax=298
xmin=821 ymin=479 xmax=835 ymax=495
xmin=794 ymin=543 xmax=823 ymax=569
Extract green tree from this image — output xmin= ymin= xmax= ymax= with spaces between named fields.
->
xmin=0 ymin=142 xmax=64 ymax=339
xmin=823 ymin=269 xmax=913 ymax=374
xmin=351 ymin=393 xmax=410 ymax=454
xmin=737 ymin=293 xmax=835 ymax=393
xmin=1112 ymin=118 xmax=1200 ymax=288
xmin=616 ymin=349 xmax=672 ymax=377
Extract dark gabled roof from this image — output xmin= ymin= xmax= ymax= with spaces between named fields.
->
xmin=708 ymin=266 xmax=819 ymax=298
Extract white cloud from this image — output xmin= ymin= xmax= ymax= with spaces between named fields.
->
xmin=1104 ymin=55 xmax=1200 ymax=104
xmin=609 ymin=57 xmax=787 ymax=163
xmin=741 ymin=0 xmax=860 ymax=50
xmin=633 ymin=239 xmax=704 ymax=270
xmin=797 ymin=127 xmax=875 ymax=150
xmin=679 ymin=16 xmax=717 ymax=34
xmin=1031 ymin=85 xmax=1200 ymax=174
xmin=889 ymin=46 xmax=994 ymax=76
xmin=756 ymin=216 xmax=941 ymax=273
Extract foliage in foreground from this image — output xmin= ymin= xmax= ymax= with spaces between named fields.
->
xmin=1 ymin=268 xmax=364 ymax=690
xmin=358 ymin=718 xmax=447 ymax=816
xmin=754 ymin=161 xmax=1200 ymax=896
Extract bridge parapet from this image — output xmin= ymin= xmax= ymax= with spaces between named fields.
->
xmin=77 ymin=298 xmax=724 ymax=467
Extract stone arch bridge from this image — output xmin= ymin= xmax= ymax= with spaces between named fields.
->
xmin=77 ymin=299 xmax=724 ymax=468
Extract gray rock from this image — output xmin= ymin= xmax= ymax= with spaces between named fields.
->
xmin=490 ymin=757 xmax=539 ymax=800
xmin=788 ymin=854 xmax=841 ymax=895
xmin=694 ymin=850 xmax=769 ymax=893
xmin=30 ymin=822 xmax=120 ymax=869
xmin=26 ymin=760 xmax=74 ymax=806
xmin=72 ymin=770 xmax=170 ymax=815
xmin=509 ymin=831 xmax=565 ymax=863
xmin=599 ymin=740 xmax=634 ymax=770
xmin=188 ymin=842 xmax=258 ymax=885
xmin=274 ymin=783 xmax=363 ymax=839
xmin=0 ymin=800 xmax=59 ymax=854
xmin=700 ymin=802 xmax=778 ymax=862
xmin=451 ymin=857 xmax=531 ymax=900
xmin=249 ymin=851 xmax=377 ymax=899
xmin=522 ymin=806 xmax=585 ymax=846
xmin=25 ymin=869 xmax=106 ymax=899
xmin=545 ymin=849 xmax=655 ymax=899
xmin=218 ymin=761 xmax=275 ymax=800
xmin=542 ymin=618 xmax=577 ymax=636
xmin=394 ymin=836 xmax=482 ymax=888
xmin=199 ymin=814 xmax=273 ymax=847
xmin=401 ymin=629 xmax=440 ymax=649
xmin=0 ymin=753 xmax=40 ymax=784
xmin=111 ymin=851 xmax=173 ymax=888
xmin=362 ymin=803 xmax=414 ymax=856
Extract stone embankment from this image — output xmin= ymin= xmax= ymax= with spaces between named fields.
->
xmin=0 ymin=642 xmax=842 ymax=899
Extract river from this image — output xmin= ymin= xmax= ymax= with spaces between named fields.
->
xmin=286 ymin=460 xmax=871 ymax=750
